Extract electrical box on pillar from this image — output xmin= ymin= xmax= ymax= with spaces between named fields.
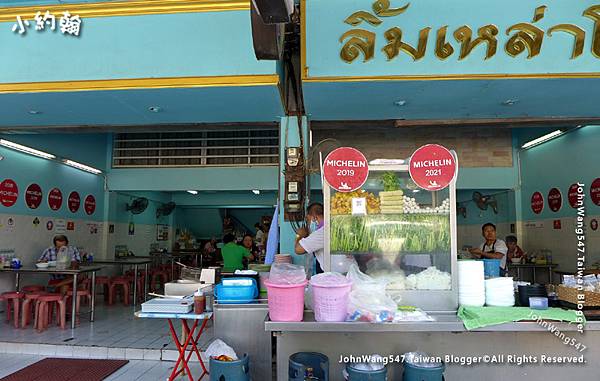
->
xmin=284 ymin=146 xmax=305 ymax=221
xmin=252 ymin=0 xmax=294 ymax=24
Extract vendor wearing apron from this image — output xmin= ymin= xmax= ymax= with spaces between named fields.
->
xmin=469 ymin=223 xmax=508 ymax=275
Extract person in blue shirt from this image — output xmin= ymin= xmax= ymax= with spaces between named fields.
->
xmin=38 ymin=235 xmax=81 ymax=293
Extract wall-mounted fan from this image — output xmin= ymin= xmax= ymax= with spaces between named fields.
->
xmin=472 ymin=191 xmax=498 ymax=214
xmin=156 ymin=202 xmax=176 ymax=218
xmin=457 ymin=204 xmax=467 ymax=218
xmin=126 ymin=197 xmax=149 ymax=215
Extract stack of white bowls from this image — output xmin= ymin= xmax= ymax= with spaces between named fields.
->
xmin=485 ymin=277 xmax=515 ymax=307
xmin=458 ymin=260 xmax=485 ymax=307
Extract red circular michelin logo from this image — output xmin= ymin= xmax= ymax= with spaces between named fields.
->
xmin=0 ymin=179 xmax=19 ymax=207
xmin=409 ymin=144 xmax=457 ymax=191
xmin=323 ymin=147 xmax=369 ymax=193
xmin=48 ymin=188 xmax=63 ymax=211
xmin=531 ymin=192 xmax=544 ymax=214
xmin=547 ymin=188 xmax=562 ymax=212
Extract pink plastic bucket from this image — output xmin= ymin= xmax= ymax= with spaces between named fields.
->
xmin=310 ymin=279 xmax=352 ymax=322
xmin=265 ymin=280 xmax=308 ymax=322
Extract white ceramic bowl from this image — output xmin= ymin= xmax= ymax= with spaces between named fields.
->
xmin=35 ymin=262 xmax=49 ymax=269
xmin=511 ymin=258 xmax=522 ymax=264
xmin=47 ymin=261 xmax=57 ymax=267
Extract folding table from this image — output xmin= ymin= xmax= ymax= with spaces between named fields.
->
xmin=135 ymin=310 xmax=212 ymax=381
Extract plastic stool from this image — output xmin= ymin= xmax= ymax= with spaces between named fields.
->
xmin=21 ymin=285 xmax=45 ymax=293
xmin=95 ymin=276 xmax=111 ymax=302
xmin=21 ymin=292 xmax=48 ymax=328
xmin=289 ymin=352 xmax=329 ymax=381
xmin=65 ymin=289 xmax=91 ymax=325
xmin=209 ymin=353 xmax=250 ymax=381
xmin=150 ymin=270 xmax=168 ymax=292
xmin=109 ymin=277 xmax=130 ymax=306
xmin=35 ymin=294 xmax=66 ymax=331
xmin=1 ymin=292 xmax=24 ymax=328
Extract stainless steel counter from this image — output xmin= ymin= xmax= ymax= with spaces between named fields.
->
xmin=266 ymin=311 xmax=600 ymax=332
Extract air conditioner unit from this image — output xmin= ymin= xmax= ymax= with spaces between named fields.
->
xmin=252 ymin=0 xmax=294 ymax=24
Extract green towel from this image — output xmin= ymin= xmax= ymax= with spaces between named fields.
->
xmin=457 ymin=306 xmax=585 ymax=330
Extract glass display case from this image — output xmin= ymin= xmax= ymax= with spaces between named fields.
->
xmin=323 ymin=164 xmax=458 ymax=311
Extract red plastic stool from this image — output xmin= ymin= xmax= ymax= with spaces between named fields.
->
xmin=21 ymin=285 xmax=45 ymax=293
xmin=109 ymin=277 xmax=130 ymax=306
xmin=150 ymin=270 xmax=168 ymax=292
xmin=36 ymin=294 xmax=66 ymax=331
xmin=1 ymin=292 xmax=24 ymax=328
xmin=65 ymin=289 xmax=91 ymax=325
xmin=136 ymin=275 xmax=146 ymax=302
xmin=95 ymin=276 xmax=111 ymax=302
xmin=21 ymin=292 xmax=48 ymax=328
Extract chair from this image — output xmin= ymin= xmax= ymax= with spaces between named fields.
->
xmin=21 ymin=285 xmax=45 ymax=293
xmin=21 ymin=292 xmax=48 ymax=328
xmin=35 ymin=294 xmax=66 ymax=331
xmin=109 ymin=277 xmax=130 ymax=306
xmin=150 ymin=269 xmax=169 ymax=292
xmin=1 ymin=292 xmax=25 ymax=328
xmin=65 ymin=289 xmax=91 ymax=325
xmin=95 ymin=276 xmax=111 ymax=302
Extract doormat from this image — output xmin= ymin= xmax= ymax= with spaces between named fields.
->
xmin=0 ymin=358 xmax=129 ymax=381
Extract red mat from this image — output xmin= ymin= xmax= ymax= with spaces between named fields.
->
xmin=1 ymin=358 xmax=129 ymax=381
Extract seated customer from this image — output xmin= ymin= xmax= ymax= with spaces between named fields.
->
xmin=506 ymin=235 xmax=525 ymax=263
xmin=221 ymin=234 xmax=253 ymax=272
xmin=38 ymin=235 xmax=81 ymax=293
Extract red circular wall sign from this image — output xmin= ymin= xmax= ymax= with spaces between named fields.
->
xmin=591 ymin=178 xmax=600 ymax=206
xmin=0 ymin=179 xmax=19 ymax=207
xmin=323 ymin=147 xmax=369 ymax=193
xmin=568 ymin=183 xmax=582 ymax=208
xmin=68 ymin=191 xmax=81 ymax=213
xmin=84 ymin=195 xmax=96 ymax=215
xmin=531 ymin=192 xmax=544 ymax=214
xmin=547 ymin=188 xmax=562 ymax=212
xmin=25 ymin=184 xmax=43 ymax=209
xmin=591 ymin=219 xmax=598 ymax=231
xmin=408 ymin=144 xmax=457 ymax=191
xmin=48 ymin=188 xmax=63 ymax=211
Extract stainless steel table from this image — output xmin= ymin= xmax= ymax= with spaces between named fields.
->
xmin=0 ymin=266 xmax=103 ymax=329
xmin=90 ymin=258 xmax=152 ymax=305
xmin=507 ymin=263 xmax=558 ymax=284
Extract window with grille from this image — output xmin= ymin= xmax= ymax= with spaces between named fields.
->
xmin=112 ymin=128 xmax=279 ymax=168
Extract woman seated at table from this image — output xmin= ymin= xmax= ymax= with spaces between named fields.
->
xmin=221 ymin=234 xmax=253 ymax=272
xmin=506 ymin=235 xmax=525 ymax=263
xmin=240 ymin=233 xmax=259 ymax=262
xmin=38 ymin=235 xmax=81 ymax=293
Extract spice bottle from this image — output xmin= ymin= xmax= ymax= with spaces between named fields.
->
xmin=194 ymin=290 xmax=206 ymax=314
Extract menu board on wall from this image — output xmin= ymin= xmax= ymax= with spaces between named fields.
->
xmin=68 ymin=191 xmax=81 ymax=213
xmin=48 ymin=188 xmax=63 ymax=211
xmin=0 ymin=179 xmax=19 ymax=207
xmin=84 ymin=195 xmax=96 ymax=215
xmin=25 ymin=184 xmax=43 ymax=209
xmin=548 ymin=188 xmax=562 ymax=212
xmin=531 ymin=192 xmax=544 ymax=214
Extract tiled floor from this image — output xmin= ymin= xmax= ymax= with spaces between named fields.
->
xmin=0 ymin=303 xmax=215 ymax=360
xmin=0 ymin=353 xmax=209 ymax=380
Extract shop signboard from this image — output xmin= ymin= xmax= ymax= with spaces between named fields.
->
xmin=548 ymin=187 xmax=562 ymax=212
xmin=0 ymin=179 xmax=19 ymax=207
xmin=68 ymin=191 xmax=80 ymax=213
xmin=591 ymin=178 xmax=600 ymax=206
xmin=48 ymin=188 xmax=63 ymax=211
xmin=409 ymin=144 xmax=457 ymax=191
xmin=84 ymin=195 xmax=96 ymax=215
xmin=323 ymin=147 xmax=369 ymax=192
xmin=531 ymin=191 xmax=544 ymax=214
xmin=25 ymin=184 xmax=43 ymax=209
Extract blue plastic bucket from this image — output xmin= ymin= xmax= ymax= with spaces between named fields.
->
xmin=209 ymin=353 xmax=250 ymax=381
xmin=402 ymin=361 xmax=445 ymax=381
xmin=289 ymin=352 xmax=329 ymax=381
xmin=346 ymin=364 xmax=387 ymax=380
xmin=482 ymin=259 xmax=501 ymax=278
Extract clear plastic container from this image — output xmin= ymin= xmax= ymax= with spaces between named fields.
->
xmin=529 ymin=297 xmax=549 ymax=310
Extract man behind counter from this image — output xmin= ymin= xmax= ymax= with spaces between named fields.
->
xmin=469 ymin=223 xmax=508 ymax=274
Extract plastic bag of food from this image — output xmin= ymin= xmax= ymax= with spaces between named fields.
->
xmin=269 ymin=263 xmax=307 ymax=285
xmin=345 ymin=265 xmax=397 ymax=323
xmin=205 ymin=339 xmax=238 ymax=360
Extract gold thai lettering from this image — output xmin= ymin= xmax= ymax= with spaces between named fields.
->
xmin=344 ymin=11 xmax=382 ymax=27
xmin=382 ymin=27 xmax=431 ymax=61
xmin=453 ymin=25 xmax=499 ymax=60
xmin=505 ymin=6 xmax=546 ymax=58
xmin=583 ymin=5 xmax=600 ymax=58
xmin=372 ymin=0 xmax=410 ymax=17
xmin=547 ymin=24 xmax=585 ymax=59
xmin=435 ymin=26 xmax=455 ymax=60
xmin=340 ymin=29 xmax=376 ymax=63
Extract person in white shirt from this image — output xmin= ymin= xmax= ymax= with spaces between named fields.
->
xmin=254 ymin=223 xmax=265 ymax=248
xmin=294 ymin=202 xmax=356 ymax=274
xmin=469 ymin=223 xmax=509 ymax=273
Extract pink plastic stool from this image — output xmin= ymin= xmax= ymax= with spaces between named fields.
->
xmin=21 ymin=285 xmax=45 ymax=293
xmin=95 ymin=276 xmax=111 ymax=302
xmin=1 ymin=292 xmax=24 ymax=328
xmin=65 ymin=289 xmax=91 ymax=325
xmin=21 ymin=292 xmax=48 ymax=328
xmin=109 ymin=277 xmax=130 ymax=306
xmin=35 ymin=294 xmax=66 ymax=331
xmin=150 ymin=270 xmax=168 ymax=292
